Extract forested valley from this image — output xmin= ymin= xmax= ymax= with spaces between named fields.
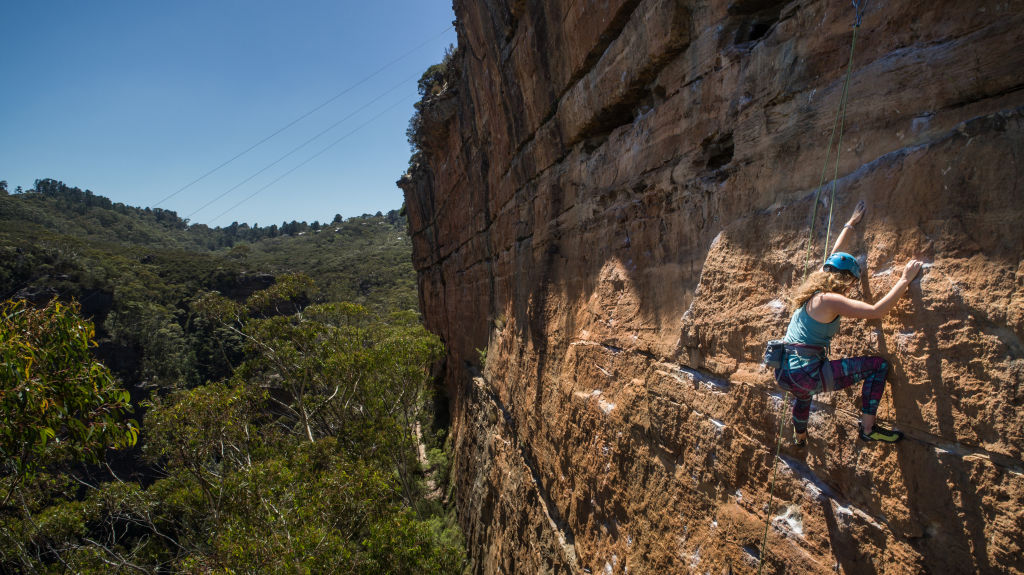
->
xmin=0 ymin=179 xmax=465 ymax=573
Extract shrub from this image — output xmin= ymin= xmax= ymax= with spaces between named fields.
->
xmin=0 ymin=299 xmax=137 ymax=483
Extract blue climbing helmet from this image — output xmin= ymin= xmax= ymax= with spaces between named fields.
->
xmin=823 ymin=252 xmax=861 ymax=280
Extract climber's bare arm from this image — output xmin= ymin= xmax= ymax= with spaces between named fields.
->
xmin=815 ymin=259 xmax=923 ymax=320
xmin=830 ymin=200 xmax=865 ymax=255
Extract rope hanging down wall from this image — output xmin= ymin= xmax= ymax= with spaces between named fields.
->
xmin=802 ymin=0 xmax=869 ymax=279
xmin=760 ymin=1 xmax=869 ymax=572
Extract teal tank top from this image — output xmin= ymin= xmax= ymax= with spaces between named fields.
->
xmin=783 ymin=297 xmax=840 ymax=370
xmin=784 ymin=299 xmax=841 ymax=347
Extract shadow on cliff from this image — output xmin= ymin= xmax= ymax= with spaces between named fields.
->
xmin=807 ymin=270 xmax=992 ymax=574
xmin=884 ymin=283 xmax=991 ymax=572
xmin=525 ymin=181 xmax=564 ymax=428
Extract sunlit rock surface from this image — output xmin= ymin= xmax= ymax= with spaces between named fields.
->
xmin=401 ymin=0 xmax=1024 ymax=572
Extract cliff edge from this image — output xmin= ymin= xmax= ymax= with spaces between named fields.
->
xmin=400 ymin=0 xmax=1024 ymax=572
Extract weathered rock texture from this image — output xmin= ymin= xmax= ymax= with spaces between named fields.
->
xmin=400 ymin=0 xmax=1024 ymax=572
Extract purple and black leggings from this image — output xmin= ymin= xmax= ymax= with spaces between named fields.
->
xmin=774 ymin=356 xmax=890 ymax=433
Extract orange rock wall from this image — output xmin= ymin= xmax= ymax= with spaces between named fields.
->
xmin=401 ymin=0 xmax=1024 ymax=572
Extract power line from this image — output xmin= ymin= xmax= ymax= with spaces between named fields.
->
xmin=154 ymin=24 xmax=454 ymax=209
xmin=206 ymin=94 xmax=415 ymax=226
xmin=185 ymin=71 xmax=420 ymax=222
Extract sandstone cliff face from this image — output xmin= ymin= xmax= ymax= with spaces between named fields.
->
xmin=400 ymin=0 xmax=1024 ymax=572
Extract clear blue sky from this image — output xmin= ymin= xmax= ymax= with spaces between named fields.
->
xmin=0 ymin=1 xmax=456 ymax=228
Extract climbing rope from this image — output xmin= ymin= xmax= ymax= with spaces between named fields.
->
xmin=802 ymin=0 xmax=869 ymax=278
xmin=761 ymin=2 xmax=869 ymax=572
xmin=820 ymin=17 xmax=862 ymax=264
xmin=756 ymin=401 xmax=788 ymax=572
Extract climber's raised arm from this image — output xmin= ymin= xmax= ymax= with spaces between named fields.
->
xmin=830 ymin=199 xmax=865 ymax=256
xmin=775 ymin=202 xmax=924 ymax=446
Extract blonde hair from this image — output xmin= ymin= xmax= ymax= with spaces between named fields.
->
xmin=789 ymin=269 xmax=856 ymax=311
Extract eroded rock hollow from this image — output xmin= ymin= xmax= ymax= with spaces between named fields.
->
xmin=400 ymin=0 xmax=1024 ymax=572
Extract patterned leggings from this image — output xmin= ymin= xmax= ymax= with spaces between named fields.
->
xmin=774 ymin=356 xmax=890 ymax=433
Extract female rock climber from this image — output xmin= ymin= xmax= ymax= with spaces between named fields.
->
xmin=775 ymin=200 xmax=923 ymax=446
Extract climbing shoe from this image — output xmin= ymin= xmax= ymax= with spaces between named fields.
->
xmin=858 ymin=423 xmax=904 ymax=443
xmin=793 ymin=431 xmax=808 ymax=448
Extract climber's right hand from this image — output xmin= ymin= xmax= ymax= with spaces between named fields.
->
xmin=901 ymin=259 xmax=923 ymax=283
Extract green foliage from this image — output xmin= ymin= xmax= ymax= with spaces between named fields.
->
xmin=145 ymin=382 xmax=255 ymax=480
xmin=59 ymin=289 xmax=457 ymax=572
xmin=233 ymin=302 xmax=444 ymax=487
xmin=363 ymin=508 xmax=466 ymax=574
xmin=427 ymin=446 xmax=452 ymax=494
xmin=0 ymin=299 xmax=137 ymax=478
xmin=416 ymin=44 xmax=457 ymax=100
xmin=0 ymin=184 xmax=465 ymax=572
xmin=408 ymin=44 xmax=459 ymax=162
xmin=191 ymin=289 xmax=247 ymax=324
xmin=107 ymin=300 xmax=195 ymax=387
xmin=243 ymin=213 xmax=417 ymax=311
xmin=3 ymin=438 xmax=465 ymax=574
xmin=417 ymin=63 xmax=449 ymax=98
xmin=195 ymin=439 xmax=461 ymax=574
xmin=1 ymin=186 xmax=417 ymax=391
xmin=245 ymin=272 xmax=317 ymax=316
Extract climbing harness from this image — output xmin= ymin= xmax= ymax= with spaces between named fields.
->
xmin=761 ymin=2 xmax=869 ymax=572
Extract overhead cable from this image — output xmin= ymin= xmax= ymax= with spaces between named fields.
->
xmin=185 ymin=71 xmax=420 ymax=221
xmin=154 ymin=24 xmax=454 ymax=208
xmin=206 ymin=94 xmax=415 ymax=226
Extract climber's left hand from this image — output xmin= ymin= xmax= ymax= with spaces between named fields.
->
xmin=846 ymin=200 xmax=866 ymax=227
